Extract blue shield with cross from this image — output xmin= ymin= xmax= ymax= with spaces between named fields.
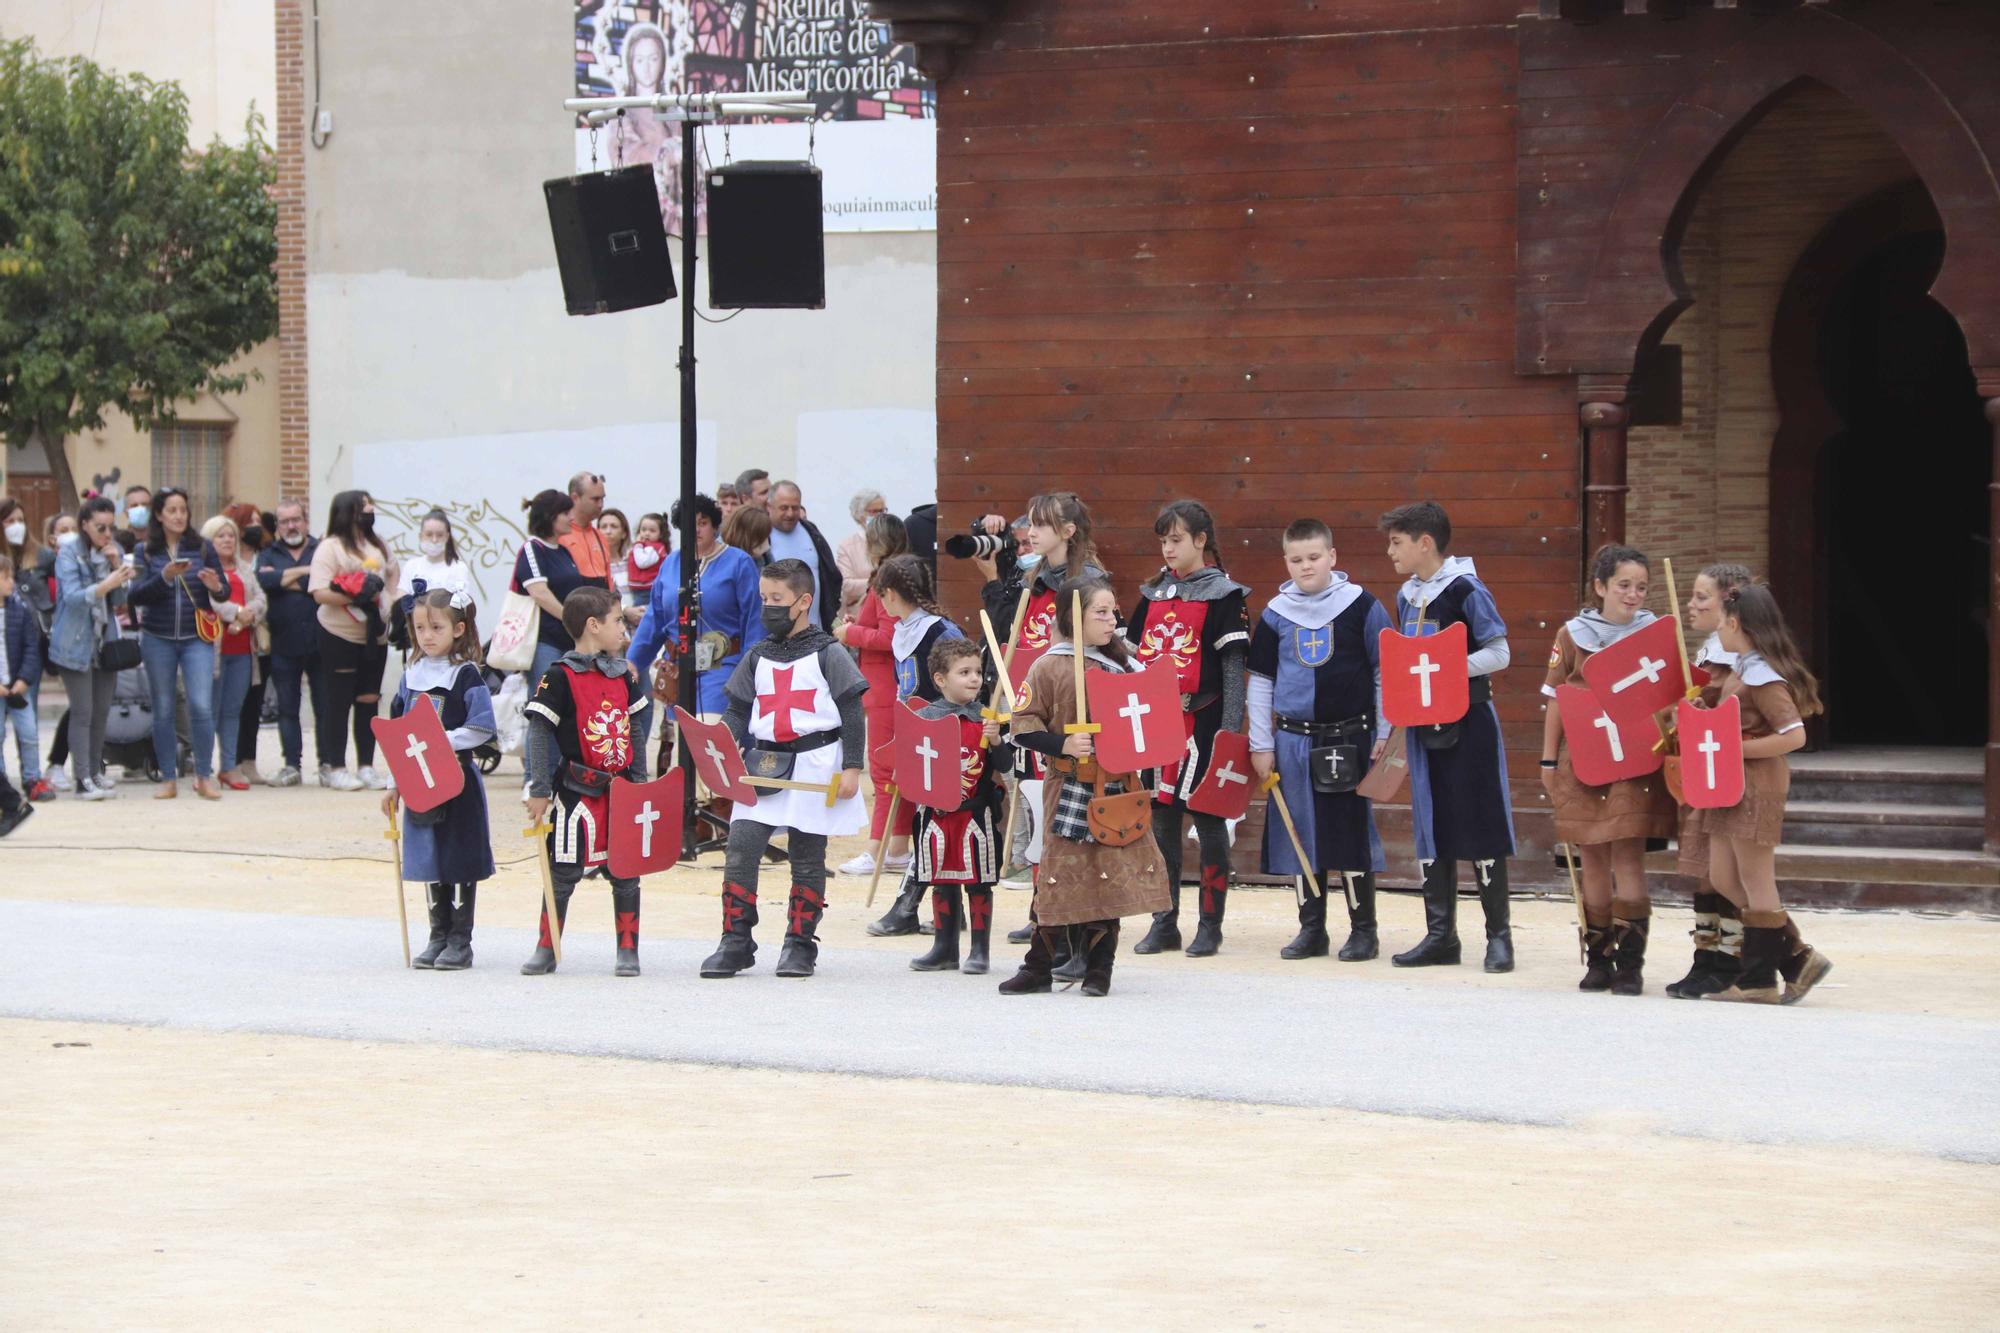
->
xmin=1293 ymin=625 xmax=1333 ymax=667
xmin=895 ymin=656 xmax=919 ymax=700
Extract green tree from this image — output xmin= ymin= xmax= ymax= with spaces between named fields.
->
xmin=0 ymin=37 xmax=278 ymax=510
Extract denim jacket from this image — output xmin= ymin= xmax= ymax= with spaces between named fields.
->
xmin=49 ymin=539 xmax=128 ymax=673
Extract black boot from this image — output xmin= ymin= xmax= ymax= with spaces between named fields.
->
xmin=1052 ymin=926 xmax=1087 ymax=982
xmin=1476 ymin=859 xmax=1513 ymax=973
xmin=1339 ymin=872 xmax=1380 ymax=961
xmin=1707 ymin=911 xmax=1786 ymax=1003
xmin=1610 ymin=907 xmax=1649 ymax=996
xmin=1776 ymin=916 xmax=1833 ymax=1005
xmin=1665 ymin=891 xmax=1724 ymax=998
xmin=700 ymin=882 xmax=759 ymax=978
xmin=1007 ymin=923 xmax=1034 ymax=944
xmin=413 ymin=882 xmax=451 ymax=969
xmin=1392 ymin=859 xmax=1461 ymax=967
xmin=1081 ymin=920 xmax=1120 ymax=997
xmin=776 ymin=883 xmax=826 ymax=977
xmin=1186 ymin=866 xmax=1227 ymax=957
xmin=1578 ymin=914 xmax=1614 ymax=991
xmin=911 ymin=887 xmax=962 ymax=971
xmin=1134 ymin=882 xmax=1182 ymax=955
xmin=998 ymin=924 xmax=1056 ymax=994
xmin=866 ymin=874 xmax=923 ymax=937
xmin=1281 ymin=878 xmax=1330 ymax=960
xmin=435 ymin=884 xmax=476 ymax=970
xmin=963 ymin=888 xmax=993 ymax=975
xmin=520 ymin=884 xmax=574 ymax=975
xmin=614 ymin=881 xmax=640 ymax=977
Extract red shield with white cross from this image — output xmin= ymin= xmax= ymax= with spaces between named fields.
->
xmin=1378 ymin=621 xmax=1470 ymax=728
xmin=893 ymin=704 xmax=965 ymax=813
xmin=1580 ymin=616 xmax=1686 ymax=726
xmin=1186 ymin=729 xmax=1255 ymax=820
xmin=1085 ymin=663 xmax=1185 ymax=774
xmin=674 ymin=706 xmax=757 ymax=806
xmin=371 ymin=698 xmax=463 ymax=813
xmin=608 ymin=771 xmax=685 ymax=878
xmin=1676 ymin=696 xmax=1746 ymax=810
xmin=1556 ymin=685 xmax=1663 ymax=786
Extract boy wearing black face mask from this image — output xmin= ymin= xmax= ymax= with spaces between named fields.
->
xmin=700 ymin=559 xmax=870 ymax=980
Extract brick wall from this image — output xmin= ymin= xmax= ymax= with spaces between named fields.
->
xmin=274 ymin=0 xmax=309 ymax=503
xmin=1628 ymin=85 xmax=1915 ymax=615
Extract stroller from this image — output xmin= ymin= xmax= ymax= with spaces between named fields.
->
xmin=100 ymin=659 xmax=182 ymax=780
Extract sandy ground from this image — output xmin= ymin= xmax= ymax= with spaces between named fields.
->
xmin=4 ymin=765 xmax=1999 ymax=1327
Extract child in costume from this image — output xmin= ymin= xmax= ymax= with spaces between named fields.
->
xmin=907 ymin=638 xmax=1012 ymax=975
xmin=1000 ymin=577 xmax=1172 ymax=998
xmin=1538 ymin=545 xmax=1678 ymax=994
xmin=700 ymin=558 xmax=869 ymax=980
xmin=520 ymin=586 xmax=650 ymax=977
xmin=1128 ymin=500 xmax=1250 ymax=957
xmin=1684 ymin=584 xmax=1831 ymax=1004
xmin=1671 ymin=563 xmax=1750 ymax=997
xmin=1248 ymin=520 xmax=1393 ymax=962
xmin=1379 ymin=501 xmax=1516 ymax=972
xmin=865 ymin=552 xmax=966 ymax=936
xmin=382 ymin=589 xmax=496 ymax=970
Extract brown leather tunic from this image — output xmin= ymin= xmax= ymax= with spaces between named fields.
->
xmin=1542 ymin=624 xmax=1678 ymax=845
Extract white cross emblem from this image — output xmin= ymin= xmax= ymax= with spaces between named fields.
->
xmin=1409 ymin=653 xmax=1441 ymax=707
xmin=703 ymin=739 xmax=730 ymax=777
xmin=1698 ymin=730 xmax=1721 ymax=788
xmin=915 ymin=735 xmax=940 ymax=790
xmin=403 ymin=734 xmax=434 ymax=788
xmin=1592 ymin=713 xmax=1625 ymax=763
xmin=1213 ymin=760 xmax=1248 ymax=791
xmin=633 ymin=800 xmax=660 ymax=859
xmin=1611 ymin=656 xmax=1667 ymax=694
xmin=1118 ymin=691 xmax=1152 ymax=752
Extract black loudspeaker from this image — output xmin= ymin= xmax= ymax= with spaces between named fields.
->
xmin=544 ymin=165 xmax=676 ymax=316
xmin=706 ymin=161 xmax=826 ymax=310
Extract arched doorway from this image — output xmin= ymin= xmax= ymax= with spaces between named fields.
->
xmin=1769 ymin=180 xmax=1992 ymax=747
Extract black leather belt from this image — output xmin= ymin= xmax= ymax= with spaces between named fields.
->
xmin=757 ymin=729 xmax=842 ymax=755
xmin=1467 ymin=675 xmax=1493 ymax=705
xmin=1275 ymin=713 xmax=1371 ymax=740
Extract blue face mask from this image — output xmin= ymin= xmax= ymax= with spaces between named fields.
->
xmin=128 ymin=505 xmax=150 ymax=529
xmin=1017 ymin=552 xmax=1041 ymax=571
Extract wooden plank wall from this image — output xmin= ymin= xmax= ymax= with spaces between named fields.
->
xmin=932 ymin=0 xmax=1580 ymax=878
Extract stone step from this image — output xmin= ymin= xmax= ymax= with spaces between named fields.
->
xmin=1786 ymin=773 xmax=1982 ymax=807
xmin=1645 ymin=843 xmax=2000 ymax=912
xmin=1781 ymin=801 xmax=1984 ymax=851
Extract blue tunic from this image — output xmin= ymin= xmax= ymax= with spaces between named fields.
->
xmin=893 ymin=616 xmax=964 ymax=704
xmin=1396 ymin=574 xmax=1516 ymax=862
xmin=1251 ymin=589 xmax=1390 ymax=875
xmin=392 ymin=660 xmax=497 ymax=884
xmin=628 ymin=544 xmax=767 ymax=715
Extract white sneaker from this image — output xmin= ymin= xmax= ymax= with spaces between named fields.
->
xmin=837 ymin=851 xmax=877 ymax=877
xmin=96 ymin=769 xmax=120 ymax=790
xmin=47 ymin=769 xmax=74 ymax=793
xmin=323 ymin=767 xmax=363 ymax=792
xmin=272 ymin=766 xmax=302 ymax=788
xmin=357 ymin=766 xmax=387 ymax=790
xmin=77 ymin=779 xmax=113 ymax=802
xmin=882 ymin=852 xmax=913 ymax=872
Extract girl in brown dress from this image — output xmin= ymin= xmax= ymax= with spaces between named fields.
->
xmin=1539 ymin=545 xmax=1679 ymax=994
xmin=1667 ymin=563 xmax=1749 ymax=998
xmin=998 ymin=578 xmax=1173 ymax=997
xmin=1684 ymin=584 xmax=1828 ymax=1004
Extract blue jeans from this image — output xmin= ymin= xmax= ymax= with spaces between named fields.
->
xmin=269 ymin=648 xmax=322 ymax=768
xmin=213 ymin=652 xmax=253 ymax=772
xmin=141 ymin=634 xmax=215 ymax=780
xmin=531 ymin=639 xmax=566 ymax=694
xmin=0 ymin=674 xmax=40 ymax=784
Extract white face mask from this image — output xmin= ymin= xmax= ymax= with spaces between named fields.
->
xmin=2 ymin=522 xmax=24 ymax=546
xmin=419 ymin=539 xmax=447 ymax=560
xmin=57 ymin=530 xmax=79 ymax=548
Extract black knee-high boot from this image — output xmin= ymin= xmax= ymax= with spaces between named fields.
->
xmin=1339 ymin=871 xmax=1380 ymax=961
xmin=867 ymin=864 xmax=924 ymax=937
xmin=1476 ymin=858 xmax=1513 ymax=973
xmin=1185 ymin=814 xmax=1231 ymax=957
xmin=414 ymin=882 xmax=451 ymax=968
xmin=1281 ymin=877 xmax=1329 ymax=959
xmin=911 ymin=886 xmax=962 ymax=971
xmin=1610 ymin=901 xmax=1649 ymax=995
xmin=1081 ymin=919 xmax=1121 ymax=997
xmin=613 ymin=879 xmax=640 ymax=977
xmin=520 ymin=882 xmax=574 ymax=975
xmin=1136 ymin=805 xmax=1184 ymax=954
xmin=1392 ymin=858 xmax=1461 ymax=966
xmin=700 ymin=881 xmax=759 ymax=977
xmin=1578 ymin=909 xmax=1615 ymax=991
xmin=777 ymin=883 xmax=827 ymax=978
xmin=1666 ymin=889 xmax=1725 ymax=998
xmin=964 ymin=887 xmax=993 ymax=975
xmin=435 ymin=884 xmax=476 ymax=970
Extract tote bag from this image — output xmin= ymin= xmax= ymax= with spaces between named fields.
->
xmin=486 ymin=541 xmax=543 ymax=673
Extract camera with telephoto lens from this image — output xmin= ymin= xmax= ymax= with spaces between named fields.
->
xmin=943 ymin=532 xmax=1008 ymax=560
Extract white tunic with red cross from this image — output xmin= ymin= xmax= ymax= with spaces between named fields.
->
xmin=741 ymin=651 xmax=867 ymax=836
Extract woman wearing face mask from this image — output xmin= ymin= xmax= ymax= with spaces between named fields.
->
xmin=127 ymin=487 xmax=228 ymax=800
xmin=395 ymin=509 xmax=475 ymax=650
xmin=0 ymin=497 xmax=54 ymax=799
xmin=49 ymin=497 xmax=137 ymax=799
xmin=309 ymin=489 xmax=398 ymax=791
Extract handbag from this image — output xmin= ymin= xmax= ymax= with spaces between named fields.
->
xmin=1086 ymin=767 xmax=1152 ymax=847
xmin=180 ymin=576 xmax=224 ymax=645
xmin=96 ymin=636 xmax=142 ymax=672
xmin=487 ymin=588 xmax=541 ymax=673
xmin=652 ymin=656 xmax=680 ymax=706
xmin=1309 ymin=743 xmax=1365 ymax=794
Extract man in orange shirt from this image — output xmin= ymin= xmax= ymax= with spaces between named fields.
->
xmin=557 ymin=470 xmax=614 ymax=590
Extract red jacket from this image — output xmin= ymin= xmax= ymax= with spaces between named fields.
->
xmin=847 ymin=588 xmax=897 ymax=701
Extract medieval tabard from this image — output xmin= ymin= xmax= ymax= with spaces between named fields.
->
xmin=1542 ymin=610 xmax=1678 ymax=846
xmin=722 ymin=626 xmax=869 ymax=836
xmin=525 ymin=653 xmax=649 ymax=867
xmin=912 ymin=697 xmax=1012 ymax=885
xmin=390 ymin=657 xmax=497 ymax=884
xmin=891 ymin=609 xmax=965 ymax=705
xmin=1129 ymin=564 xmax=1251 ymax=806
